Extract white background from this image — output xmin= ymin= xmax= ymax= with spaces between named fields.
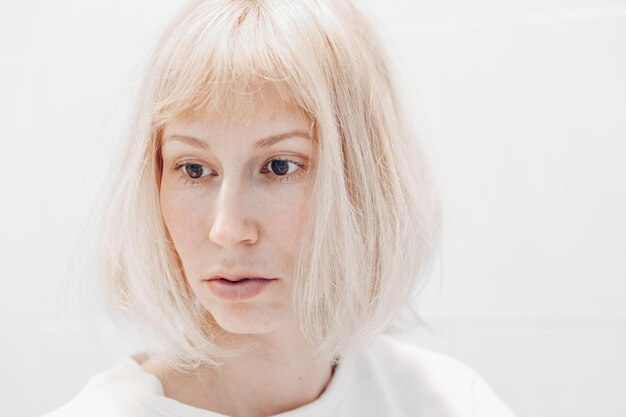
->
xmin=1 ymin=1 xmax=625 ymax=416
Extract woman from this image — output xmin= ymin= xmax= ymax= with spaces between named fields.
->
xmin=43 ymin=0 xmax=518 ymax=416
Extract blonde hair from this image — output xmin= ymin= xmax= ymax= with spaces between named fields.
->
xmin=96 ymin=0 xmax=442 ymax=372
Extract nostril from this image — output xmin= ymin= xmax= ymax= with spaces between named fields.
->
xmin=208 ymin=216 xmax=259 ymax=247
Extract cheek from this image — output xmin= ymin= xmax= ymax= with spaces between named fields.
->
xmin=259 ymin=186 xmax=310 ymax=246
xmin=159 ymin=188 xmax=208 ymax=259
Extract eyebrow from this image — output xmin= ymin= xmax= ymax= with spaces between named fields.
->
xmin=163 ymin=130 xmax=315 ymax=150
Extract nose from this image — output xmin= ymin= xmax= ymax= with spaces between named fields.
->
xmin=208 ymin=177 xmax=259 ymax=248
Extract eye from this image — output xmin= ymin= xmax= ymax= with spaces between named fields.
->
xmin=172 ymin=157 xmax=308 ymax=186
xmin=183 ymin=163 xmax=209 ymax=179
xmin=263 ymin=159 xmax=303 ymax=176
xmin=261 ymin=159 xmax=305 ymax=179
xmin=173 ymin=162 xmax=212 ymax=186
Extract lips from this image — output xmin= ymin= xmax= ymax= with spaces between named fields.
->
xmin=206 ymin=273 xmax=276 ymax=282
xmin=204 ymin=277 xmax=275 ymax=300
xmin=214 ymin=277 xmax=251 ymax=283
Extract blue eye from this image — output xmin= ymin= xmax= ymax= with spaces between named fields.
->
xmin=173 ymin=158 xmax=307 ymax=186
xmin=261 ymin=159 xmax=304 ymax=177
xmin=172 ymin=162 xmax=211 ymax=186
xmin=184 ymin=163 xmax=209 ymax=179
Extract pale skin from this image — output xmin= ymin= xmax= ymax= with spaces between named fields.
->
xmin=141 ymin=92 xmax=336 ymax=417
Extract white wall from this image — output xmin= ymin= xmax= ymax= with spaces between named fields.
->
xmin=0 ymin=1 xmax=624 ymax=416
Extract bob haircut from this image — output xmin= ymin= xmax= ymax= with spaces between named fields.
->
xmin=95 ymin=0 xmax=441 ymax=372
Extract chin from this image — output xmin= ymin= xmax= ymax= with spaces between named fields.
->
xmin=206 ymin=302 xmax=289 ymax=335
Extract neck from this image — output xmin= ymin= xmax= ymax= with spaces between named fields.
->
xmin=143 ymin=323 xmax=338 ymax=417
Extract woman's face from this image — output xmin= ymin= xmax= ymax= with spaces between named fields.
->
xmin=159 ymin=95 xmax=316 ymax=335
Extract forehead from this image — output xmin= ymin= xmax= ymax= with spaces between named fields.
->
xmin=163 ymin=93 xmax=313 ymax=142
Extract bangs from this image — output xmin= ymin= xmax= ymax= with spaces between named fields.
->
xmin=150 ymin=0 xmax=315 ymax=127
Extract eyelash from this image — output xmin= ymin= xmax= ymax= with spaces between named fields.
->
xmin=172 ymin=158 xmax=308 ymax=186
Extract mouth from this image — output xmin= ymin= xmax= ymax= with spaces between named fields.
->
xmin=206 ymin=275 xmax=277 ymax=283
xmin=215 ymin=277 xmax=253 ymax=283
xmin=204 ymin=276 xmax=276 ymax=300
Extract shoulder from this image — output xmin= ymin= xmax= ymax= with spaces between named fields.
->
xmin=369 ymin=333 xmax=479 ymax=385
xmin=344 ymin=333 xmax=518 ymax=417
xmin=353 ymin=333 xmax=478 ymax=400
xmin=40 ymin=355 xmax=162 ymax=417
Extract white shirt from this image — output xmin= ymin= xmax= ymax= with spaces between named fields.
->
xmin=41 ymin=333 xmax=518 ymax=417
